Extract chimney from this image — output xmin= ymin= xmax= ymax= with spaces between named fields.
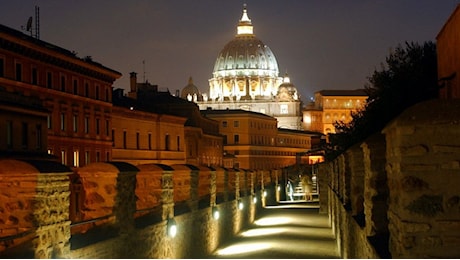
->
xmin=130 ymin=72 xmax=137 ymax=93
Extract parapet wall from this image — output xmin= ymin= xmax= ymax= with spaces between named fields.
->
xmin=0 ymin=161 xmax=279 ymax=258
xmin=319 ymin=99 xmax=460 ymax=258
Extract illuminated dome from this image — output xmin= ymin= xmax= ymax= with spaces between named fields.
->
xmin=181 ymin=77 xmax=202 ymax=101
xmin=277 ymin=74 xmax=299 ymax=101
xmin=208 ymin=5 xmax=282 ymax=101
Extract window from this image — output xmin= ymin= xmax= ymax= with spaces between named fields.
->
xmin=73 ymin=79 xmax=78 ymax=94
xmin=148 ymin=133 xmax=152 ymax=150
xmin=84 ymin=116 xmax=89 ymax=133
xmin=280 ymin=104 xmax=288 ymax=114
xmin=177 ymin=136 xmax=180 ymax=151
xmin=223 ymin=135 xmax=227 ymax=145
xmin=61 ymin=75 xmax=66 ymax=92
xmin=222 ymin=121 xmax=228 ymax=127
xmin=61 ymin=150 xmax=67 ymax=165
xmin=96 ymin=151 xmax=100 ymax=162
xmin=6 ymin=121 xmax=12 ymax=149
xmin=36 ymin=124 xmax=42 ymax=149
xmin=96 ymin=118 xmax=100 ymax=135
xmin=47 ymin=72 xmax=52 ymax=88
xmin=165 ymin=134 xmax=170 ymax=150
xmin=234 ymin=134 xmax=239 ymax=144
xmin=95 ymin=85 xmax=100 ymax=100
xmin=15 ymin=63 xmax=22 ymax=81
xmin=105 ymin=87 xmax=110 ymax=101
xmin=60 ymin=113 xmax=66 ymax=131
xmin=31 ymin=67 xmax=38 ymax=85
xmin=0 ymin=57 xmax=4 ymax=77
xmin=136 ymin=132 xmax=140 ymax=149
xmin=112 ymin=129 xmax=115 ymax=147
xmin=73 ymin=150 xmax=79 ymax=167
xmin=85 ymin=83 xmax=89 ymax=97
xmin=234 ymin=121 xmax=239 ymax=127
xmin=105 ymin=119 xmax=109 ymax=136
xmin=85 ymin=151 xmax=90 ymax=165
xmin=73 ymin=115 xmax=78 ymax=132
xmin=47 ymin=115 xmax=52 ymax=129
xmin=123 ymin=131 xmax=127 ymax=149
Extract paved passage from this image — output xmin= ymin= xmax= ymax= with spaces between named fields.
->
xmin=209 ymin=202 xmax=340 ymax=259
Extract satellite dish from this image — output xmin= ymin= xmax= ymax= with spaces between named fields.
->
xmin=26 ymin=16 xmax=32 ymax=31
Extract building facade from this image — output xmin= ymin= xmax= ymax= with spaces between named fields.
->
xmin=125 ymin=72 xmax=224 ymax=167
xmin=437 ymin=4 xmax=460 ymax=99
xmin=112 ymin=89 xmax=188 ymax=165
xmin=182 ymin=5 xmax=303 ymax=130
xmin=302 ymin=89 xmax=368 ymax=134
xmin=0 ymin=24 xmax=121 ymax=168
xmin=201 ymin=109 xmax=320 ymax=170
xmin=0 ymin=87 xmax=50 ymax=159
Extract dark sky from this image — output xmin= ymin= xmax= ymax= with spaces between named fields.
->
xmin=1 ymin=0 xmax=458 ymax=102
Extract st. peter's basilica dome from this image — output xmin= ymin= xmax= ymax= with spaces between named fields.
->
xmin=208 ymin=5 xmax=282 ymax=101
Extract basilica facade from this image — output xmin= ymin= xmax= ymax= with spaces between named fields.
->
xmin=182 ymin=5 xmax=303 ymax=130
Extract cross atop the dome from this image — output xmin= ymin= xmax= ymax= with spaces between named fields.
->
xmin=237 ymin=4 xmax=254 ymax=36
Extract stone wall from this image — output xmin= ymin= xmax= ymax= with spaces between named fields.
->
xmin=383 ymin=99 xmax=460 ymax=258
xmin=320 ymin=99 xmax=460 ymax=258
xmin=0 ymin=160 xmax=279 ymax=258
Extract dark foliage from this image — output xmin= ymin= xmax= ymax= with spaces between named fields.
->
xmin=325 ymin=41 xmax=439 ymax=160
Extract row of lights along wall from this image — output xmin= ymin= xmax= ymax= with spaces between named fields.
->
xmin=167 ymin=191 xmax=267 ymax=238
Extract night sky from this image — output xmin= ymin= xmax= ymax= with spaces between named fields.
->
xmin=1 ymin=0 xmax=457 ymax=102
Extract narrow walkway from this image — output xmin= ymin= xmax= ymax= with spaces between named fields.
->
xmin=209 ymin=202 xmax=340 ymax=259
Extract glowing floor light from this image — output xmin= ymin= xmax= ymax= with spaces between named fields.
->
xmin=238 ymin=200 xmax=244 ymax=210
xmin=216 ymin=242 xmax=271 ymax=256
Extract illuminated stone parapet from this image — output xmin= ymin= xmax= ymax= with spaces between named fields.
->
xmin=0 ymin=159 xmax=72 ymax=258
xmin=383 ymin=99 xmax=460 ymax=258
xmin=0 ymin=160 xmax=38 ymax=252
xmin=360 ymin=134 xmax=388 ymax=238
xmin=34 ymin=173 xmax=72 ymax=258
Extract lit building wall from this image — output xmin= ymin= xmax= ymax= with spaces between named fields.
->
xmin=202 ymin=109 xmax=318 ymax=170
xmin=302 ymin=90 xmax=367 ymax=134
xmin=0 ymin=24 xmax=121 ymax=167
xmin=125 ymin=73 xmax=224 ymax=168
xmin=437 ymin=4 xmax=460 ymax=99
xmin=111 ymin=106 xmax=187 ymax=165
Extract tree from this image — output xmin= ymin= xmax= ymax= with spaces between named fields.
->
xmin=326 ymin=41 xmax=439 ymax=160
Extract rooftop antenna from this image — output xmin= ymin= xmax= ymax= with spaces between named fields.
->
xmin=22 ymin=6 xmax=40 ymax=39
xmin=34 ymin=6 xmax=40 ymax=39
xmin=142 ymin=60 xmax=147 ymax=83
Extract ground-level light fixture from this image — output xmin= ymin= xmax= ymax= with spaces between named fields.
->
xmin=263 ymin=190 xmax=267 ymax=197
xmin=253 ymin=196 xmax=257 ymax=204
xmin=167 ymin=218 xmax=177 ymax=238
xmin=238 ymin=199 xmax=244 ymax=210
xmin=213 ymin=206 xmax=220 ymax=220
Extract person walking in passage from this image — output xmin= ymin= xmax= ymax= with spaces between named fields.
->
xmin=301 ymin=175 xmax=313 ymax=201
